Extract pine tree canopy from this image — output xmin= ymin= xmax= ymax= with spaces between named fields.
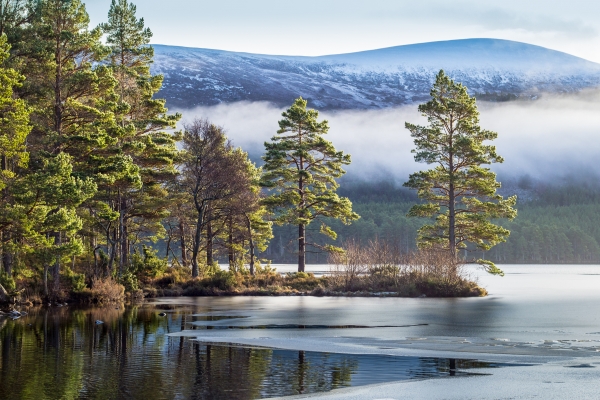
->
xmin=261 ymin=97 xmax=359 ymax=272
xmin=404 ymin=70 xmax=517 ymax=276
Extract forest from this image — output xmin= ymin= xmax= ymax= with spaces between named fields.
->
xmin=266 ymin=180 xmax=600 ymax=265
xmin=0 ymin=0 xmax=278 ymax=301
xmin=0 ymin=0 xmax=598 ymax=304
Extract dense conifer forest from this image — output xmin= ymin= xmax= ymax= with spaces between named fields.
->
xmin=0 ymin=0 xmax=274 ymax=301
xmin=264 ymin=181 xmax=600 ymax=264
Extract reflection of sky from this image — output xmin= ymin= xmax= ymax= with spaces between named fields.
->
xmin=86 ymin=1 xmax=600 ymax=62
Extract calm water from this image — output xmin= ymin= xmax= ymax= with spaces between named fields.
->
xmin=0 ymin=304 xmax=507 ymax=400
xmin=1 ymin=264 xmax=599 ymax=399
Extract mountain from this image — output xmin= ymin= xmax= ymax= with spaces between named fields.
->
xmin=151 ymin=38 xmax=600 ymax=110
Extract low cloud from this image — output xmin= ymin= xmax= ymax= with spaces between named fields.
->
xmin=174 ymin=93 xmax=600 ymax=185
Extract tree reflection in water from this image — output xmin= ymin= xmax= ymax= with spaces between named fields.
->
xmin=0 ymin=304 xmax=500 ymax=399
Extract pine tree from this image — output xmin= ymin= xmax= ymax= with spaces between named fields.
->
xmin=0 ymin=33 xmax=29 ymax=194
xmin=0 ymin=32 xmax=31 ymax=276
xmin=215 ymin=148 xmax=272 ymax=274
xmin=19 ymin=0 xmax=117 ymax=292
xmin=0 ymin=0 xmax=33 ymax=39
xmin=28 ymin=0 xmax=116 ymax=153
xmin=260 ymin=97 xmax=359 ymax=272
xmin=404 ymin=70 xmax=517 ymax=275
xmin=24 ymin=153 xmax=96 ymax=296
xmin=100 ymin=0 xmax=180 ymax=274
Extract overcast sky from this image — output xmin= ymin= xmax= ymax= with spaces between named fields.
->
xmin=86 ymin=0 xmax=600 ymax=62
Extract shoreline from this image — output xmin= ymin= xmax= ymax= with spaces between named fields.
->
xmin=2 ymin=289 xmax=486 ymax=308
xmin=2 ymin=270 xmax=487 ymax=306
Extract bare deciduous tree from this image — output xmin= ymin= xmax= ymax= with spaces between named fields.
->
xmin=181 ymin=119 xmax=253 ymax=277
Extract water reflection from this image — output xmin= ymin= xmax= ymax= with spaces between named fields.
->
xmin=0 ymin=304 xmax=503 ymax=400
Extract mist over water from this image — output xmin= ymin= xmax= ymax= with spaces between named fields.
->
xmin=174 ymin=92 xmax=600 ymax=185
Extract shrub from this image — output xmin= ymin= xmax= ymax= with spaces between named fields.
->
xmin=287 ymin=272 xmax=309 ymax=279
xmin=243 ymin=264 xmax=280 ymax=288
xmin=154 ymin=274 xmax=175 ymax=288
xmin=154 ymin=266 xmax=191 ymax=288
xmin=130 ymin=246 xmax=168 ymax=282
xmin=204 ymin=270 xmax=238 ymax=291
xmin=328 ymin=238 xmax=484 ymax=297
xmin=119 ymin=271 xmax=139 ymax=293
xmin=86 ymin=277 xmax=125 ymax=303
xmin=182 ymin=280 xmax=214 ymax=296
xmin=0 ymin=271 xmax=16 ymax=292
xmin=69 ymin=273 xmax=87 ymax=292
xmin=284 ymin=272 xmax=322 ymax=291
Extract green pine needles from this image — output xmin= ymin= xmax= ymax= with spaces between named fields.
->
xmin=261 ymin=97 xmax=359 ymax=272
xmin=404 ymin=70 xmax=517 ymax=276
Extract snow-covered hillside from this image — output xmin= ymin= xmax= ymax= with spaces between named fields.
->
xmin=151 ymin=38 xmax=600 ymax=110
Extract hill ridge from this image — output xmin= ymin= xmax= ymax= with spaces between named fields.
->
xmin=151 ymin=38 xmax=600 ymax=110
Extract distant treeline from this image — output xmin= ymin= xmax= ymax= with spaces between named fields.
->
xmin=489 ymin=184 xmax=600 ymax=263
xmin=260 ymin=181 xmax=600 ymax=264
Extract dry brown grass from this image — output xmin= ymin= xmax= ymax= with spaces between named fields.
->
xmin=328 ymin=239 xmax=485 ymax=297
xmin=72 ymin=277 xmax=125 ymax=303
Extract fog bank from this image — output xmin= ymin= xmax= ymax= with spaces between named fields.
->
xmin=174 ymin=93 xmax=600 ymax=184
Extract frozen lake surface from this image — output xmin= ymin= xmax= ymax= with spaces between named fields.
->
xmin=2 ymin=264 xmax=600 ymax=399
xmin=170 ymin=265 xmax=600 ymax=354
xmin=167 ymin=264 xmax=600 ymax=398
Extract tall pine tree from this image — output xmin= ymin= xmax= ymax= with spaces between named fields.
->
xmin=404 ymin=70 xmax=517 ymax=275
xmin=0 ymin=33 xmax=31 ymax=277
xmin=22 ymin=0 xmax=116 ymax=293
xmin=261 ymin=97 xmax=358 ymax=272
xmin=100 ymin=0 xmax=180 ymax=275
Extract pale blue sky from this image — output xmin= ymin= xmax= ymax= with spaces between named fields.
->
xmin=86 ymin=0 xmax=600 ymax=62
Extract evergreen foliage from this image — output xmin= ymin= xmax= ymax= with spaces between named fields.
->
xmin=0 ymin=0 xmax=272 ymax=301
xmin=0 ymin=31 xmax=31 ymax=281
xmin=404 ymin=71 xmax=517 ymax=275
xmin=263 ymin=180 xmax=600 ymax=265
xmin=98 ymin=0 xmax=181 ymax=276
xmin=261 ymin=97 xmax=359 ymax=272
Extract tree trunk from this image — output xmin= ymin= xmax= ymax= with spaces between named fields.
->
xmin=118 ymin=194 xmax=129 ymax=276
xmin=0 ymin=157 xmax=11 ymax=276
xmin=298 ymin=223 xmax=305 ymax=272
xmin=2 ymin=232 xmax=12 ymax=275
xmin=228 ymin=216 xmax=234 ymax=269
xmin=52 ymin=231 xmax=61 ymax=294
xmin=43 ymin=264 xmax=49 ymax=298
xmin=91 ymin=233 xmax=99 ymax=277
xmin=206 ymin=221 xmax=213 ymax=267
xmin=448 ymin=142 xmax=456 ymax=260
xmin=298 ymin=150 xmax=305 ymax=272
xmin=165 ymin=232 xmax=172 ymax=259
xmin=449 ymin=181 xmax=455 ymax=259
xmin=179 ymin=218 xmax=187 ymax=267
xmin=93 ymin=246 xmax=99 ymax=278
xmin=0 ymin=282 xmax=8 ymax=303
xmin=107 ymin=228 xmax=117 ymax=275
xmin=191 ymin=212 xmax=203 ymax=278
xmin=54 ymin=35 xmax=62 ymax=138
xmin=122 ymin=219 xmax=129 ymax=267
xmin=246 ymin=215 xmax=255 ymax=276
